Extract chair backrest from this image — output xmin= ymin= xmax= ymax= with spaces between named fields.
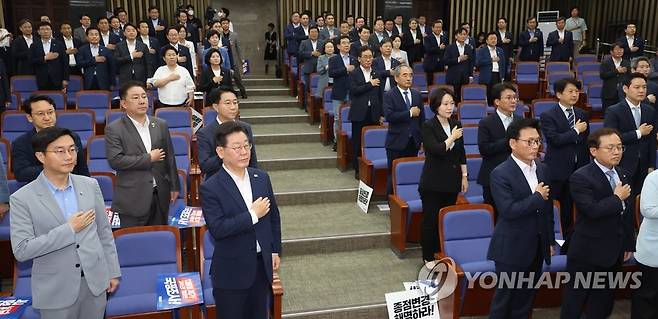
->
xmin=202 ymin=107 xmax=218 ymax=127
xmin=76 ymin=90 xmax=112 ymax=124
xmin=1 ymin=111 xmax=32 ymax=143
xmin=323 ymin=88 xmax=333 ymax=114
xmin=589 ymin=120 xmax=603 ymax=133
xmin=0 ymin=138 xmax=10 ymax=175
xmin=462 ymin=126 xmax=478 ymax=155
xmin=461 ymin=84 xmax=487 ymax=103
xmin=110 ymin=226 xmax=182 ymax=300
xmin=199 ymin=227 xmax=215 ymax=303
xmin=155 ymin=107 xmax=193 ymax=139
xmin=392 ymin=157 xmax=424 ymax=203
xmin=515 ymin=62 xmax=539 ymax=84
xmin=67 ymin=75 xmax=84 ymax=105
xmin=587 ymin=83 xmax=602 ymax=98
xmin=339 ymin=105 xmax=351 ymax=132
xmin=532 ymin=99 xmax=558 ymax=119
xmin=7 ymin=93 xmax=19 ymax=110
xmin=10 ymin=76 xmax=37 ymax=98
xmin=412 ymin=62 xmax=424 ymax=74
xmin=170 ymin=133 xmax=191 ymax=173
xmin=12 ymin=260 xmax=33 ymax=297
xmin=576 ymin=62 xmax=600 ymax=79
xmin=458 ymin=102 xmax=487 ymax=124
xmin=553 ymin=202 xmax=563 ymax=240
xmin=92 ymin=172 xmax=115 ymax=206
xmin=56 ymin=110 xmax=95 ymax=148
xmin=574 ymin=54 xmax=597 ymax=65
xmin=439 ymin=204 xmax=494 ymax=265
xmin=582 ymin=71 xmax=602 ymax=87
xmin=33 ymin=91 xmax=67 ymax=110
xmin=412 ymin=73 xmax=428 ymax=91
xmin=310 ymin=73 xmax=320 ymax=89
xmin=87 ymin=135 xmax=113 ymax=173
xmin=545 ymin=62 xmax=571 ymax=74
xmin=465 ymin=157 xmax=483 ymax=203
xmin=433 ymin=72 xmax=446 ymax=85
xmin=361 ymin=126 xmax=388 ymax=160
xmin=424 ymin=104 xmax=434 ymax=119
xmin=106 ymin=109 xmax=125 ymax=126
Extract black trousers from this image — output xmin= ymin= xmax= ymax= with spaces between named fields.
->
xmin=419 ymin=190 xmax=458 ymax=261
xmin=485 ymin=73 xmax=502 ymax=105
xmin=560 ymin=256 xmax=622 ymax=319
xmin=550 ymin=178 xmax=574 ymax=236
xmin=632 ymin=262 xmax=658 ymax=319
xmin=352 ymin=118 xmax=379 ymax=172
xmin=214 ymin=254 xmax=270 ymax=319
xmin=482 ymin=185 xmax=499 ymax=221
xmin=488 ymin=240 xmax=544 ymax=319
xmin=119 ymin=187 xmax=166 ymax=227
xmin=386 ymin=137 xmax=420 ymax=195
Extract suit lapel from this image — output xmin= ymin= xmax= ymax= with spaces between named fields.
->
xmin=121 ymin=115 xmax=147 ymax=153
xmin=148 ymin=116 xmax=160 ymax=150
xmin=71 ymin=176 xmax=91 ymax=210
xmin=507 ymin=158 xmax=533 ymax=195
xmin=218 ymin=168 xmax=249 ymax=211
xmin=35 ymin=174 xmax=67 ymax=225
xmin=248 ymin=169 xmax=264 ymax=201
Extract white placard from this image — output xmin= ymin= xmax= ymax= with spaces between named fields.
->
xmin=385 ymin=290 xmax=440 ymax=319
xmin=357 ymin=181 xmax=373 ymax=213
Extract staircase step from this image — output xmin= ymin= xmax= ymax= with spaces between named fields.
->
xmin=240 ymin=107 xmax=307 ymax=117
xmin=275 ymin=189 xmax=357 ymax=206
xmin=248 ymin=87 xmax=291 ymax=96
xmin=242 ymin=77 xmax=284 ymax=86
xmin=279 ymin=248 xmax=423 ymax=316
xmin=239 ymin=96 xmax=300 ymax=109
xmin=254 ymin=133 xmax=320 ymax=144
xmin=252 ymin=122 xmax=318 ymax=135
xmin=257 ymin=143 xmax=335 ymax=160
xmin=241 ymin=114 xmax=308 ymax=124
xmin=259 ymin=157 xmax=335 ymax=171
xmin=269 ymin=168 xmax=357 ymax=193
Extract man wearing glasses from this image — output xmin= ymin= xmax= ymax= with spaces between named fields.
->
xmin=10 ymin=126 xmax=121 ymax=319
xmin=487 ymin=118 xmax=556 ymax=319
xmin=200 ymin=121 xmax=281 ymax=319
xmin=561 ymin=127 xmax=635 ymax=318
xmin=105 ymin=81 xmax=180 ymax=227
xmin=11 ymin=94 xmax=89 ymax=182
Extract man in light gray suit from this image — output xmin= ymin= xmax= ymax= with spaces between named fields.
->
xmin=73 ymin=14 xmax=91 ymax=44
xmin=635 ymin=170 xmax=658 ymax=316
xmin=219 ymin=17 xmax=247 ymax=98
xmin=319 ymin=13 xmax=338 ymax=42
xmin=105 ymin=81 xmax=180 ymax=227
xmin=10 ymin=127 xmax=121 ymax=319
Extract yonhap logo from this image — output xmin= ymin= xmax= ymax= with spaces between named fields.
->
xmin=416 ymin=256 xmax=458 ymax=302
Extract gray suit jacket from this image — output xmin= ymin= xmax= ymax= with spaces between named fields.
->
xmin=315 ymin=54 xmax=332 ymax=98
xmin=220 ymin=31 xmax=243 ymax=74
xmin=73 ymin=27 xmax=88 ymax=44
xmin=298 ymin=39 xmax=323 ymax=75
xmin=10 ymin=173 xmax=120 ymax=309
xmin=105 ymin=115 xmax=180 ymax=218
xmin=319 ymin=27 xmax=338 ymax=42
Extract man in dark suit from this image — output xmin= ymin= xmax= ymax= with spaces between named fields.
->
xmin=372 ymin=39 xmax=401 ymax=95
xmin=383 ymin=64 xmax=425 ymax=193
xmin=348 ymin=17 xmax=366 ymax=43
xmin=298 ymin=26 xmax=323 ymax=90
xmin=392 ymin=15 xmax=406 ymax=37
xmin=487 ymin=117 xmax=556 ymax=319
xmin=137 ymin=20 xmax=161 ymax=78
xmin=159 ymin=26 xmax=194 ymax=79
xmin=350 ymin=46 xmax=383 ymax=177
xmin=368 ymin=18 xmax=388 ymax=58
xmin=319 ymin=13 xmax=338 ymax=43
xmin=423 ymin=20 xmax=448 ymax=85
xmin=284 ymin=12 xmax=302 ymax=58
xmin=477 ymin=83 xmax=521 ymax=218
xmin=600 ymin=42 xmax=631 ymax=111
xmin=546 ymin=17 xmax=573 ymax=62
xmin=73 ymin=14 xmax=91 ymax=44
xmin=349 ymin=26 xmax=371 ymax=59
xmin=31 ymin=21 xmax=69 ymax=91
xmin=11 ymin=94 xmax=89 ymax=182
xmin=147 ymin=6 xmax=168 ymax=44
xmin=444 ymin=28 xmax=475 ymax=102
xmin=105 ymin=81 xmax=180 ymax=227
xmin=561 ymin=127 xmax=635 ymax=319
xmin=540 ymin=78 xmax=590 ymax=240
xmin=200 ymin=121 xmax=281 ymax=319
xmin=518 ymin=17 xmax=544 ymax=62
xmin=57 ymin=22 xmax=83 ymax=75
xmin=76 ymin=27 xmax=114 ymax=90
xmin=115 ymin=24 xmax=151 ymax=85
xmin=97 ymin=17 xmax=121 ymax=51
xmin=476 ymin=32 xmax=507 ymax=104
xmin=495 ymin=17 xmax=514 ymax=80
xmin=604 ymin=73 xmax=656 ymax=194
xmin=617 ymin=23 xmax=644 ymax=60
xmin=328 ymin=35 xmax=358 ymax=149
xmin=198 ymin=88 xmax=257 ymax=179
xmin=11 ymin=19 xmax=35 ymax=75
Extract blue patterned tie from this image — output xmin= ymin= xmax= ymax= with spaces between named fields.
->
xmin=566 ymin=108 xmax=575 ymax=128
xmin=403 ymin=91 xmax=411 ymax=109
xmin=605 ymin=170 xmax=617 ymax=191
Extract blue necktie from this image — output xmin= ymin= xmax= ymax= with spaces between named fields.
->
xmin=605 ymin=170 xmax=617 ymax=191
xmin=403 ymin=91 xmax=411 ymax=109
xmin=632 ymin=107 xmax=641 ymax=128
xmin=566 ymin=108 xmax=575 ymax=128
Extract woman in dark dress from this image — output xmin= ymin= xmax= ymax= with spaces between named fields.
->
xmin=419 ymin=88 xmax=467 ymax=268
xmin=199 ymin=48 xmax=234 ymax=93
xmin=264 ymin=23 xmax=278 ymax=74
xmin=402 ymin=18 xmax=424 ymax=64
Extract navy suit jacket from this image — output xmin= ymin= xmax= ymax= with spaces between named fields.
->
xmin=11 ymin=35 xmax=34 ymax=75
xmin=99 ymin=32 xmax=121 ymax=48
xmin=11 ymin=128 xmax=89 ymax=182
xmin=115 ymin=40 xmax=151 ymax=84
xmin=540 ymin=105 xmax=590 ymax=181
xmin=197 ymin=119 xmax=258 ymax=179
xmin=495 ymin=30 xmax=514 ymax=63
xmin=617 ymin=35 xmax=644 ymax=60
xmin=284 ymin=24 xmax=304 ymax=56
xmin=328 ymin=54 xmax=357 ymax=100
xmin=349 ymin=40 xmax=369 ymax=59
xmin=372 ymin=56 xmax=401 ymax=96
xmin=604 ymin=100 xmax=657 ymax=174
xmin=487 ymin=157 xmax=555 ymax=268
xmin=518 ymin=29 xmax=544 ymax=62
xmin=569 ymin=162 xmax=635 ymax=267
xmin=383 ymin=88 xmax=425 ymax=150
xmin=200 ymin=167 xmax=281 ymax=290
xmin=475 ymin=46 xmax=507 ymax=85
xmin=147 ymin=19 xmax=168 ymax=44
xmin=443 ymin=43 xmax=474 ymax=86
xmin=600 ymin=56 xmax=630 ymax=99
xmin=30 ymin=39 xmax=70 ymax=89
xmin=422 ymin=33 xmax=449 ymax=73
xmin=137 ymin=36 xmax=161 ymax=78
xmin=546 ymin=30 xmax=573 ymax=62
xmin=76 ymin=44 xmax=114 ymax=90
xmin=298 ymin=39 xmax=323 ymax=75
xmin=476 ymin=113 xmax=522 ymax=186
xmin=348 ymin=66 xmax=383 ymax=122
xmin=158 ymin=44 xmax=194 ymax=79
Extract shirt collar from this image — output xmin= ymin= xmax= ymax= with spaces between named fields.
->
xmin=127 ymin=114 xmax=150 ymax=128
xmin=496 ymin=109 xmax=513 ymax=122
xmin=594 ymin=158 xmax=616 ymax=175
xmin=397 ymin=86 xmax=410 ymax=96
xmin=222 ymin=163 xmax=249 ymax=183
xmin=511 ymin=154 xmax=536 ymax=173
xmin=558 ymin=102 xmax=574 ymax=113
xmin=43 ymin=173 xmax=73 ymax=193
xmin=360 ymin=65 xmax=371 ymax=74
xmin=626 ymin=98 xmax=641 ymax=109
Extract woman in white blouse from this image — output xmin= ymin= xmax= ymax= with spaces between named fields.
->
xmin=177 ymin=24 xmax=198 ymax=77
xmin=390 ymin=35 xmax=409 ymax=66
xmin=149 ymin=45 xmax=196 ymax=107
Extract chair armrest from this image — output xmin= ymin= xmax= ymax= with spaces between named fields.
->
xmin=389 ymin=194 xmax=409 ymax=255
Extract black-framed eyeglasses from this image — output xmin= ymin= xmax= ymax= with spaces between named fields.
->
xmin=598 ymin=145 xmax=625 ymax=152
xmin=45 ymin=146 xmax=79 ymax=157
xmin=515 ymin=138 xmax=541 ymax=147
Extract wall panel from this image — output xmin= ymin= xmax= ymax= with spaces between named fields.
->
xmin=106 ymin=0 xmax=210 ymax=26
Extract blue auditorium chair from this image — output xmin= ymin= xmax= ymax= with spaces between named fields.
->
xmin=543 ymin=203 xmax=566 ymax=272
xmin=412 ymin=73 xmax=428 ymax=93
xmin=589 ymin=120 xmax=604 ymax=133
xmin=336 ymin=104 xmax=352 ymax=170
xmin=87 ymin=135 xmax=113 ymax=173
xmin=532 ymin=99 xmax=559 ymax=119
xmin=10 ymin=75 xmax=37 ymax=104
xmin=574 ymin=54 xmax=597 ymax=66
xmin=458 ymin=102 xmax=487 ymax=125
xmin=56 ymin=110 xmax=95 ymax=148
xmin=358 ymin=126 xmax=388 ymax=195
xmin=462 ymin=126 xmax=479 ymax=156
xmin=66 ymin=75 xmax=84 ymax=106
xmin=203 ymin=107 xmax=218 ymax=127
xmin=433 ymin=72 xmax=446 ymax=85
xmin=586 ymin=84 xmax=603 ymax=112
xmin=76 ymin=91 xmax=112 ymax=124
xmin=168 ymin=170 xmax=188 ymax=221
xmin=545 ymin=62 xmax=571 ymax=75
xmin=319 ymin=88 xmax=334 ymax=144
xmin=91 ymin=172 xmax=115 ymax=206
xmin=1 ymin=111 xmax=33 ymax=143
xmin=575 ymin=62 xmax=600 ymax=81
xmin=155 ymin=107 xmax=193 ymax=139
xmin=461 ymin=84 xmax=487 ymax=103
xmin=12 ymin=260 xmax=41 ymax=319
xmin=105 ymin=109 xmax=125 ymax=126
xmin=515 ymin=62 xmax=540 ymax=101
xmin=106 ymin=226 xmax=183 ymax=318
xmin=170 ymin=133 xmax=191 ymax=173
xmin=465 ymin=157 xmax=483 ymax=204
xmin=581 ymin=71 xmax=602 ymax=88
xmin=32 ymin=91 xmax=67 ymax=110
xmin=389 ymin=157 xmax=424 ymax=255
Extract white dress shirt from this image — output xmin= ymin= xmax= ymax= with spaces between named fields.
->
xmin=613 ymin=57 xmax=622 ymax=69
xmin=361 ymin=66 xmax=372 ymax=83
xmin=140 ymin=35 xmax=151 ymax=49
xmin=341 ymin=53 xmax=350 ymax=67
xmin=558 ymin=30 xmax=565 ymax=40
xmin=511 ymin=154 xmax=539 ymax=193
xmin=62 ymin=36 xmax=76 ymax=66
xmin=626 ymin=36 xmax=635 ymax=49
xmin=126 ymin=40 xmax=136 ymax=56
xmin=222 ymin=164 xmax=261 ymax=253
xmin=395 ymin=24 xmax=403 ymax=34
xmin=496 ymin=109 xmax=513 ymax=130
xmin=42 ymin=39 xmax=51 ymax=54
xmin=434 ymin=33 xmax=442 ymax=46
xmin=127 ymin=114 xmax=156 ymax=186
xmin=626 ymin=98 xmax=644 ymax=139
xmin=24 ymin=35 xmax=33 ymax=47
xmin=0 ymin=29 xmax=10 ymax=47
xmin=488 ymin=46 xmax=499 ymax=72
xmin=383 ymin=56 xmax=392 ymax=91
xmin=149 ymin=65 xmax=196 ymax=105
xmin=457 ymin=43 xmax=465 ymax=56
xmin=101 ymin=32 xmax=110 ymax=46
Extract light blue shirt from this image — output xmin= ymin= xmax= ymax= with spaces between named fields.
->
xmin=43 ymin=173 xmax=79 ymax=220
xmin=638 ymin=170 xmax=658 ymax=267
xmin=593 ymin=159 xmax=625 ymax=211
